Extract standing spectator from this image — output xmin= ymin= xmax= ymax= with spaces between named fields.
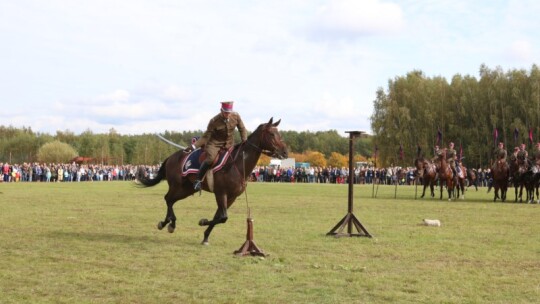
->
xmin=2 ymin=162 xmax=10 ymax=182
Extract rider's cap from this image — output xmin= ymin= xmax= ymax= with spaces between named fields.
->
xmin=221 ymin=101 xmax=234 ymax=112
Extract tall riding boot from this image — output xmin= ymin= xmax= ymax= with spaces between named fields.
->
xmin=194 ymin=162 xmax=210 ymax=191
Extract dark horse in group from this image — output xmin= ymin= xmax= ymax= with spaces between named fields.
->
xmin=491 ymin=159 xmax=509 ymax=202
xmin=413 ymin=157 xmax=438 ymax=198
xmin=454 ymin=162 xmax=468 ymax=200
xmin=137 ymin=118 xmax=288 ymax=245
xmin=437 ymin=149 xmax=455 ymax=200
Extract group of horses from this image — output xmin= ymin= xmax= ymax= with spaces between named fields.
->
xmin=414 ymin=149 xmax=540 ymax=203
xmin=414 ymin=149 xmax=474 ymax=201
xmin=493 ymin=154 xmax=540 ymax=203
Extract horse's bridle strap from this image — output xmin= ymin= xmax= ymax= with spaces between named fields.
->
xmin=247 ymin=140 xmax=274 ymax=156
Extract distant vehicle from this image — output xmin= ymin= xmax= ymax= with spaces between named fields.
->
xmin=269 ymin=158 xmax=295 ymax=169
xmin=356 ymin=161 xmax=368 ymax=168
xmin=295 ymin=162 xmax=310 ymax=169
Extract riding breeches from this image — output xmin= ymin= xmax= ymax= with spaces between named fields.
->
xmin=203 ymin=144 xmax=220 ymax=165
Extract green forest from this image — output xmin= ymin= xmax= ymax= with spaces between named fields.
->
xmin=371 ymin=64 xmax=540 ymax=168
xmin=3 ymin=64 xmax=540 ymax=168
xmin=0 ymin=126 xmax=372 ymax=166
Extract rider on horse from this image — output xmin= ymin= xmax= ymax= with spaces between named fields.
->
xmin=446 ymin=142 xmax=460 ymax=177
xmin=517 ymin=143 xmax=530 ymax=167
xmin=509 ymin=146 xmax=519 ymax=162
xmin=534 ymin=142 xmax=540 ymax=166
xmin=185 ymin=101 xmax=247 ymax=191
xmin=491 ymin=142 xmax=507 ymax=170
xmin=432 ymin=145 xmax=442 ymax=167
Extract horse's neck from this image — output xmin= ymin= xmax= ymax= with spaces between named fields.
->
xmin=232 ymin=143 xmax=261 ymax=179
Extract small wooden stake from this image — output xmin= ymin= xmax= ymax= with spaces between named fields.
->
xmin=234 ymin=215 xmax=267 ymax=257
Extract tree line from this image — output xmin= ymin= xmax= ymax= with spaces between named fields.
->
xmin=7 ymin=64 xmax=534 ymax=168
xmin=371 ymin=64 xmax=540 ymax=168
xmin=0 ymin=126 xmax=372 ymax=166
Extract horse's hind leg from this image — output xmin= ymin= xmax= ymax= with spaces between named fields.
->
xmin=157 ymin=201 xmax=177 ymax=233
xmin=158 ymin=190 xmax=185 ymax=233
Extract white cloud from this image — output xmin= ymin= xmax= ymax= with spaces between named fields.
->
xmin=506 ymin=39 xmax=533 ymax=61
xmin=1 ymin=1 xmax=540 ymax=138
xmin=311 ymin=0 xmax=404 ymax=39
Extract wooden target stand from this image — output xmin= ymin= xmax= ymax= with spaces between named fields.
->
xmin=327 ymin=131 xmax=372 ymax=238
xmin=234 ymin=208 xmax=267 ymax=257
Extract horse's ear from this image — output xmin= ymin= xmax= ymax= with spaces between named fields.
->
xmin=273 ymin=119 xmax=281 ymax=127
xmin=268 ymin=117 xmax=274 ymax=125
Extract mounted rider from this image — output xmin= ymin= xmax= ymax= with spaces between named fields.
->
xmin=446 ymin=142 xmax=459 ymax=177
xmin=185 ymin=101 xmax=247 ymax=191
xmin=432 ymin=145 xmax=442 ymax=167
xmin=534 ymin=142 xmax=540 ymax=166
xmin=491 ymin=142 xmax=507 ymax=170
xmin=517 ymin=143 xmax=529 ymax=167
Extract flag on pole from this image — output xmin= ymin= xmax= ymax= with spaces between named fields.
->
xmin=493 ymin=128 xmax=498 ymax=146
xmin=459 ymin=144 xmax=463 ymax=162
xmin=529 ymin=128 xmax=533 ymax=145
xmin=514 ymin=128 xmax=519 ymax=145
xmin=399 ymin=144 xmax=404 ymax=160
xmin=436 ymin=129 xmax=442 ymax=145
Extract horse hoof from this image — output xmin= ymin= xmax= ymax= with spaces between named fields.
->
xmin=157 ymin=222 xmax=164 ymax=230
xmin=201 ymin=241 xmax=209 ymax=246
xmin=199 ymin=219 xmax=208 ymax=226
xmin=167 ymin=225 xmax=175 ymax=233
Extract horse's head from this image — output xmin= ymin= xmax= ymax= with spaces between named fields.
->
xmin=249 ymin=117 xmax=288 ymax=159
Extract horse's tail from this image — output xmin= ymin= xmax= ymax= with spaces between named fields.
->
xmin=137 ymin=157 xmax=168 ymax=187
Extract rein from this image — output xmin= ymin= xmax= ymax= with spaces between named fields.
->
xmin=247 ymin=141 xmax=274 ymax=156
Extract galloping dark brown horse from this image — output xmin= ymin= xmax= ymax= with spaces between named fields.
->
xmin=137 ymin=118 xmax=288 ymax=245
xmin=491 ymin=159 xmax=509 ymax=202
xmin=413 ymin=157 xmax=438 ymax=198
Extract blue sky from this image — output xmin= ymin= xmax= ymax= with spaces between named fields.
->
xmin=1 ymin=0 xmax=539 ymax=136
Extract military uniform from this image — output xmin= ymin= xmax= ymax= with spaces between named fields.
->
xmin=517 ymin=148 xmax=528 ymax=164
xmin=493 ymin=147 xmax=507 ymax=161
xmin=194 ymin=112 xmax=247 ymax=164
xmin=534 ymin=144 xmax=540 ymax=166
xmin=446 ymin=148 xmax=457 ymax=171
xmin=189 ymin=101 xmax=248 ymax=191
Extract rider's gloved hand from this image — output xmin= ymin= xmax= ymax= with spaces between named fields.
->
xmin=183 ymin=144 xmax=195 ymax=153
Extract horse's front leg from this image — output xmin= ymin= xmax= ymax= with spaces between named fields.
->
xmin=198 ymin=195 xmax=229 ymax=245
xmin=421 ymin=185 xmax=427 ymax=198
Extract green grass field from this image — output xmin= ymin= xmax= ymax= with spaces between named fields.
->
xmin=0 ymin=182 xmax=539 ymax=303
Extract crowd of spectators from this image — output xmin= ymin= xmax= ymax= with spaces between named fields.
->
xmin=1 ymin=161 xmax=492 ymax=188
xmin=0 ymin=162 xmax=156 ymax=183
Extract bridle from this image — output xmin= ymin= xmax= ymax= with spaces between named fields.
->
xmin=245 ymin=125 xmax=284 ymax=158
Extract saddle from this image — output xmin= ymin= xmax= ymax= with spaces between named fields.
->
xmin=180 ymin=147 xmax=233 ymax=177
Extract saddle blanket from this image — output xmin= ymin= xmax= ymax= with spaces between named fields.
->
xmin=181 ymin=147 xmax=232 ymax=176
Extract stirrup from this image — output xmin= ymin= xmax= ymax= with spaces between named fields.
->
xmin=194 ymin=180 xmax=202 ymax=191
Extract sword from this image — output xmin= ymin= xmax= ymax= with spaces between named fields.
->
xmin=155 ymin=133 xmax=186 ymax=150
